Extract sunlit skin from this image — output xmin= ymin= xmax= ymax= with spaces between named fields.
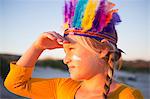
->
xmin=63 ymin=35 xmax=121 ymax=98
xmin=72 ymin=54 xmax=81 ymax=61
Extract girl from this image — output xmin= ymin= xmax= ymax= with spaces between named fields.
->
xmin=4 ymin=0 xmax=144 ymax=99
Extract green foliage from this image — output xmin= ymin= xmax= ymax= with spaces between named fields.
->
xmin=0 ymin=54 xmax=20 ymax=80
xmin=36 ymin=59 xmax=68 ymax=71
xmin=121 ymin=60 xmax=150 ymax=73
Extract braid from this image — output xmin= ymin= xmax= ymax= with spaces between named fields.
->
xmin=103 ymin=53 xmax=115 ymax=99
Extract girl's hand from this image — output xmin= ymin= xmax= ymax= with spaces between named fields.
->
xmin=34 ymin=31 xmax=69 ymax=51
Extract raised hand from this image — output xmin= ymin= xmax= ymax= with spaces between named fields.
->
xmin=34 ymin=31 xmax=69 ymax=50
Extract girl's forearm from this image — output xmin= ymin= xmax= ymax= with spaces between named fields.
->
xmin=16 ymin=43 xmax=43 ymax=67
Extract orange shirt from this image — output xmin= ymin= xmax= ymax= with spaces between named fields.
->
xmin=4 ymin=62 xmax=144 ymax=99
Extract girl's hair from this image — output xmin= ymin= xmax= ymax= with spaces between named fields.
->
xmin=75 ymin=36 xmax=122 ymax=99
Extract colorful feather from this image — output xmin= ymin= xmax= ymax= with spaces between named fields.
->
xmin=64 ymin=0 xmax=69 ymax=29
xmin=63 ymin=0 xmax=121 ymax=33
xmin=92 ymin=0 xmax=106 ymax=32
xmin=105 ymin=1 xmax=115 ymax=13
xmin=69 ymin=0 xmax=77 ymax=27
xmin=81 ymin=0 xmax=98 ymax=31
xmin=105 ymin=9 xmax=118 ymax=27
xmin=64 ymin=0 xmax=77 ymax=29
xmin=111 ymin=12 xmax=121 ymax=25
xmin=72 ymin=0 xmax=88 ymax=28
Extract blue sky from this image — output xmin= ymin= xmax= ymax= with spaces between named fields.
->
xmin=0 ymin=0 xmax=149 ymax=60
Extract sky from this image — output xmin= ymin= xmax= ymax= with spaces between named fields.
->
xmin=0 ymin=0 xmax=149 ymax=60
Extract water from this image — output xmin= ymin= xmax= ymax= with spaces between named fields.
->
xmin=1 ymin=66 xmax=149 ymax=99
xmin=32 ymin=66 xmax=69 ymax=78
xmin=114 ymin=71 xmax=150 ymax=99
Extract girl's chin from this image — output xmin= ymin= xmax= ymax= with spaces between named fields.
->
xmin=70 ymin=74 xmax=83 ymax=81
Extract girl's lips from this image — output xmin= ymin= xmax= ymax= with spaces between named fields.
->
xmin=68 ymin=66 xmax=75 ymax=72
xmin=68 ymin=66 xmax=75 ymax=68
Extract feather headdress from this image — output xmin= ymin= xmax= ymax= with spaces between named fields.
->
xmin=63 ymin=0 xmax=121 ymax=46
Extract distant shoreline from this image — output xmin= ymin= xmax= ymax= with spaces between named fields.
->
xmin=0 ymin=53 xmax=149 ymax=81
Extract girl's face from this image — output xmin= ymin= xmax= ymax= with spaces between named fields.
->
xmin=63 ymin=35 xmax=107 ymax=81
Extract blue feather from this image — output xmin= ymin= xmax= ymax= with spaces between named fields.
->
xmin=72 ymin=0 xmax=88 ymax=28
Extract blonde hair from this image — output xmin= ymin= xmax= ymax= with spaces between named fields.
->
xmin=74 ymin=36 xmax=122 ymax=99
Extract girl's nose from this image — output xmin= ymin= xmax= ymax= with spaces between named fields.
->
xmin=63 ymin=56 xmax=71 ymax=65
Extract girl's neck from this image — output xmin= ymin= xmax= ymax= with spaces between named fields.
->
xmin=78 ymin=72 xmax=120 ymax=94
xmin=80 ymin=73 xmax=106 ymax=93
xmin=75 ymin=74 xmax=120 ymax=99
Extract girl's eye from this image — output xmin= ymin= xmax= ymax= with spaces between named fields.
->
xmin=69 ymin=48 xmax=74 ymax=50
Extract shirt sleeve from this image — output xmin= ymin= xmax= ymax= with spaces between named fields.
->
xmin=4 ymin=61 xmax=60 ymax=99
xmin=132 ymin=89 xmax=144 ymax=99
xmin=119 ymin=87 xmax=144 ymax=99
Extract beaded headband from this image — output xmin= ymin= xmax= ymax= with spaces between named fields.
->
xmin=63 ymin=0 xmax=121 ymax=46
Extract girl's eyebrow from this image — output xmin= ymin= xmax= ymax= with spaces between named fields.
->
xmin=64 ymin=41 xmax=77 ymax=46
xmin=64 ymin=43 xmax=75 ymax=49
xmin=63 ymin=43 xmax=77 ymax=52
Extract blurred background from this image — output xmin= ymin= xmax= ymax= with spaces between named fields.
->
xmin=0 ymin=0 xmax=149 ymax=99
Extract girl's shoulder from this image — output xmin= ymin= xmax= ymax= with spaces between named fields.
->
xmin=109 ymin=83 xmax=144 ymax=99
xmin=56 ymin=77 xmax=81 ymax=85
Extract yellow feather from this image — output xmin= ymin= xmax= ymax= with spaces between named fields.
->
xmin=63 ymin=21 xmax=69 ymax=30
xmin=81 ymin=0 xmax=99 ymax=31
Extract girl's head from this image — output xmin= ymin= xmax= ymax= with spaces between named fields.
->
xmin=63 ymin=35 xmax=121 ymax=80
xmin=63 ymin=35 xmax=108 ymax=81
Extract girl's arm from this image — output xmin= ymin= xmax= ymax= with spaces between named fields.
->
xmin=16 ymin=31 xmax=69 ymax=67
xmin=4 ymin=31 xmax=69 ymax=98
xmin=16 ymin=42 xmax=43 ymax=67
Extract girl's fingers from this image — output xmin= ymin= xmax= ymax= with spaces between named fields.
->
xmin=43 ymin=31 xmax=70 ymax=45
xmin=48 ymin=31 xmax=70 ymax=43
xmin=45 ymin=31 xmax=61 ymax=40
xmin=51 ymin=32 xmax=66 ymax=41
xmin=43 ymin=32 xmax=57 ymax=40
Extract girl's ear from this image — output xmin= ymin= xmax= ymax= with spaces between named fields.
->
xmin=99 ymin=39 xmax=110 ymax=58
xmin=101 ymin=39 xmax=109 ymax=43
xmin=99 ymin=47 xmax=109 ymax=59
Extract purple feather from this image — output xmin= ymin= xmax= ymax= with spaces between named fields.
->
xmin=98 ymin=0 xmax=106 ymax=31
xmin=92 ymin=0 xmax=106 ymax=32
xmin=102 ymin=13 xmax=121 ymax=34
xmin=68 ymin=1 xmax=73 ymax=27
xmin=102 ymin=22 xmax=114 ymax=34
xmin=69 ymin=1 xmax=73 ymax=18
xmin=64 ymin=0 xmax=68 ymax=23
xmin=111 ymin=13 xmax=121 ymax=25
xmin=70 ymin=0 xmax=78 ymax=27
xmin=65 ymin=0 xmax=77 ymax=27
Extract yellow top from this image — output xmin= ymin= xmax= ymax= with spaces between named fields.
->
xmin=4 ymin=62 xmax=144 ymax=99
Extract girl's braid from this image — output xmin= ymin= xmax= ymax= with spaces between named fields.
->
xmin=101 ymin=41 xmax=121 ymax=99
xmin=103 ymin=52 xmax=115 ymax=99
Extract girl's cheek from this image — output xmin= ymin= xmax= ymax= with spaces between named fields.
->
xmin=72 ymin=54 xmax=81 ymax=61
